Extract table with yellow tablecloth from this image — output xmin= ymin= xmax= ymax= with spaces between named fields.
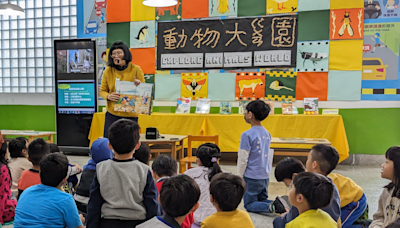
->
xmin=89 ymin=113 xmax=350 ymax=162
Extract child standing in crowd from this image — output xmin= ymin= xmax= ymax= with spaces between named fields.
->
xmin=8 ymin=137 xmax=31 ymax=197
xmin=133 ymin=143 xmax=151 ymax=165
xmin=237 ymin=100 xmax=286 ymax=214
xmin=0 ymin=142 xmax=17 ymax=225
xmin=74 ymin=138 xmax=113 ymax=214
xmin=18 ymin=138 xmax=50 ymax=198
xmin=370 ymin=146 xmax=400 ymax=227
xmin=152 ymin=155 xmax=194 ymax=228
xmin=184 ymin=143 xmax=223 ymax=228
xmin=49 ymin=143 xmax=82 ymax=194
xmin=14 ymin=153 xmax=85 ymax=228
xmin=285 ymin=172 xmax=337 ymax=228
xmin=202 ymin=173 xmax=254 ymax=228
xmin=273 ymin=147 xmax=341 ymax=228
xmin=86 ymin=119 xmax=160 ymax=228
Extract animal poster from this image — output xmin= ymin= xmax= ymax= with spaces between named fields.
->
xmin=296 ymin=41 xmax=330 ymax=72
xmin=266 ymin=0 xmax=298 ymax=14
xmin=364 ymin=0 xmax=400 ymax=19
xmin=265 ymin=71 xmax=297 ymax=101
xmin=156 ymin=0 xmax=182 ymax=21
xmin=209 ymin=0 xmax=237 ymax=17
xmin=130 ymin=21 xmax=156 ymax=49
xmin=235 ymin=72 xmax=266 ymax=101
xmin=330 ymin=8 xmax=365 ymax=40
xmin=181 ymin=73 xmax=208 ymax=100
xmin=362 ymin=22 xmax=399 ymax=81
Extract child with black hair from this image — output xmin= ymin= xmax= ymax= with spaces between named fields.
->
xmin=133 ymin=143 xmax=152 ymax=165
xmin=184 ymin=143 xmax=224 ymax=228
xmin=370 ymin=146 xmax=400 ymax=227
xmin=14 ymin=153 xmax=85 ymax=228
xmin=86 ymin=119 xmax=160 ymax=228
xmin=0 ymin=142 xmax=17 ymax=225
xmin=137 ymin=175 xmax=200 ymax=228
xmin=8 ymin=137 xmax=31 ymax=197
xmin=202 ymin=173 xmax=254 ymax=228
xmin=74 ymin=138 xmax=113 ymax=214
xmin=286 ymin=172 xmax=337 ymax=228
xmin=152 ymin=155 xmax=194 ymax=228
xmin=18 ymin=138 xmax=50 ymax=198
xmin=237 ymin=100 xmax=281 ymax=214
xmin=273 ymin=152 xmax=341 ymax=228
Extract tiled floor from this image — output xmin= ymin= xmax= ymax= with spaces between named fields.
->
xmin=67 ymin=155 xmax=387 ymax=228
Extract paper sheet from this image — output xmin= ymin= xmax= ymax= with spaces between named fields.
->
xmin=295 ymin=72 xmax=328 ymax=101
xmin=106 ymin=22 xmax=131 ymax=48
xmin=329 ymin=40 xmax=363 ymax=70
xmin=298 ymin=10 xmax=330 ymax=41
xmin=155 ymin=74 xmax=181 ymax=101
xmin=208 ymin=73 xmax=236 ymax=101
xmin=328 ymin=70 xmax=362 ymax=101
xmin=130 ymin=48 xmax=156 ymax=74
xmin=298 ymin=0 xmax=330 ymax=11
xmin=131 ymin=0 xmax=156 ymax=22
xmin=182 ymin=0 xmax=209 ymax=19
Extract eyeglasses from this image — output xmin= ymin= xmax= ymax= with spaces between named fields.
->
xmin=111 ymin=52 xmax=124 ymax=57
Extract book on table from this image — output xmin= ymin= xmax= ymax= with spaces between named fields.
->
xmin=304 ymin=98 xmax=319 ymax=115
xmin=264 ymin=100 xmax=275 ymax=115
xmin=195 ymin=99 xmax=211 ymax=114
xmin=238 ymin=101 xmax=250 ymax=115
xmin=114 ymin=81 xmax=154 ymax=115
xmin=176 ymin=98 xmax=191 ymax=114
xmin=279 ymin=137 xmax=308 ymax=143
xmin=220 ymin=102 xmax=232 ymax=115
xmin=282 ymin=101 xmax=293 ymax=115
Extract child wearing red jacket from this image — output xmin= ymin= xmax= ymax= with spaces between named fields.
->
xmin=152 ymin=155 xmax=194 ymax=228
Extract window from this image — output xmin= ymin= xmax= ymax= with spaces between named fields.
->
xmin=0 ymin=0 xmax=77 ymax=93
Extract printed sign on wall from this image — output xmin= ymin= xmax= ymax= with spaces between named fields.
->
xmin=364 ymin=0 xmax=400 ymax=19
xmin=157 ymin=16 xmax=298 ymax=70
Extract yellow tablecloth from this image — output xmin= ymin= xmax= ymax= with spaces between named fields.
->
xmin=89 ymin=113 xmax=350 ymax=162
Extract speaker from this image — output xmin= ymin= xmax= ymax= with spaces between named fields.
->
xmin=145 ymin=127 xmax=159 ymax=139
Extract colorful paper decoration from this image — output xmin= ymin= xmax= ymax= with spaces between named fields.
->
xmin=266 ymin=0 xmax=298 ymax=14
xmin=131 ymin=0 xmax=156 ymax=22
xmin=362 ymin=22 xmax=399 ymax=81
xmin=130 ymin=21 xmax=156 ymax=49
xmin=331 ymin=0 xmax=364 ymax=10
xmin=145 ymin=74 xmax=155 ymax=84
xmin=329 ymin=40 xmax=363 ymax=70
xmin=209 ymin=0 xmax=238 ymax=17
xmin=298 ymin=10 xmax=330 ymax=41
xmin=208 ymin=73 xmax=236 ymax=101
xmin=238 ymin=0 xmax=266 ymax=16
xmin=130 ymin=48 xmax=156 ymax=74
xmin=364 ymin=0 xmax=400 ymax=19
xmin=155 ymin=74 xmax=181 ymax=101
xmin=330 ymin=8 xmax=364 ymax=40
xmin=181 ymin=73 xmax=209 ymax=100
xmin=182 ymin=0 xmax=209 ymax=19
xmin=156 ymin=0 xmax=182 ymax=21
xmin=295 ymin=72 xmax=328 ymax=101
xmin=235 ymin=72 xmax=266 ymax=101
xmin=297 ymin=41 xmax=330 ymax=72
xmin=265 ymin=71 xmax=297 ymax=101
xmin=107 ymin=22 xmax=131 ymax=48
xmin=328 ymin=71 xmax=362 ymax=100
xmin=106 ymin=0 xmax=131 ymax=23
xmin=298 ymin=0 xmax=330 ymax=11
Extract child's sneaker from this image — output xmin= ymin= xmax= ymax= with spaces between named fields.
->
xmin=270 ymin=196 xmax=291 ymax=214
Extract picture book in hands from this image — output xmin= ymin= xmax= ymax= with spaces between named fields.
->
xmin=114 ymin=81 xmax=154 ymax=115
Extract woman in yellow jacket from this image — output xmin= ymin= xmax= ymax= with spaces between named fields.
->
xmin=100 ymin=41 xmax=145 ymax=137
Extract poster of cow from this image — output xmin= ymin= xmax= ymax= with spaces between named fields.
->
xmin=235 ymin=72 xmax=266 ymax=100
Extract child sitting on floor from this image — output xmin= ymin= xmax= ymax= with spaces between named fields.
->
xmin=0 ymin=142 xmax=17 ymax=225
xmin=137 ymin=175 xmax=200 ymax=228
xmin=74 ymin=138 xmax=113 ymax=214
xmin=86 ymin=119 xmax=161 ymax=228
xmin=237 ymin=100 xmax=287 ymax=214
xmin=273 ymin=149 xmax=341 ymax=228
xmin=18 ymin=138 xmax=50 ymax=198
xmin=184 ymin=143 xmax=224 ymax=228
xmin=286 ymin=172 xmax=337 ymax=228
xmin=49 ymin=143 xmax=82 ymax=194
xmin=8 ymin=137 xmax=31 ymax=197
xmin=133 ymin=143 xmax=151 ymax=165
xmin=202 ymin=173 xmax=254 ymax=228
xmin=14 ymin=153 xmax=85 ymax=228
xmin=152 ymin=155 xmax=194 ymax=228
xmin=370 ymin=146 xmax=400 ymax=228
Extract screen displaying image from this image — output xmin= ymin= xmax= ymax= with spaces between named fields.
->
xmin=57 ymin=80 xmax=96 ymax=114
xmin=57 ymin=49 xmax=95 ymax=74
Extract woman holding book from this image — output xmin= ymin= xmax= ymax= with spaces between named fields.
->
xmin=99 ymin=41 xmax=145 ymax=137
